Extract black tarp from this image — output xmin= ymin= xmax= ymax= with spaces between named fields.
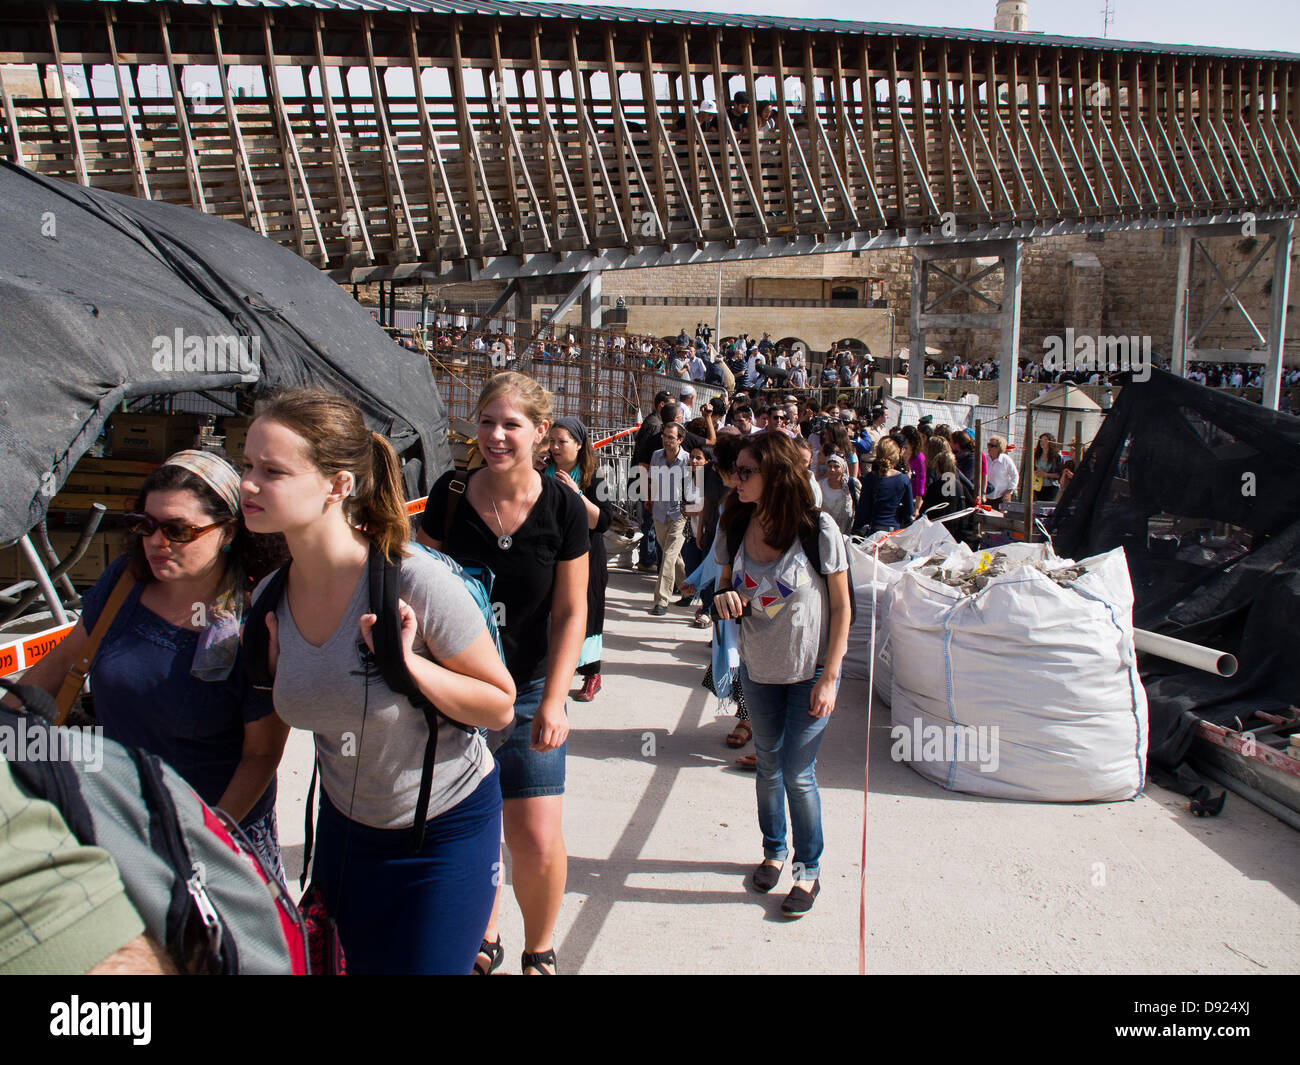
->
xmin=1047 ymin=369 xmax=1300 ymax=791
xmin=0 ymin=161 xmax=449 ymax=545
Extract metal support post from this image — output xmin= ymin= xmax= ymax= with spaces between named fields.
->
xmin=1262 ymin=218 xmax=1294 ymax=411
xmin=582 ymin=269 xmax=603 ymax=331
xmin=1171 ymin=227 xmax=1192 ymax=377
xmin=997 ymin=241 xmax=1022 ymax=419
xmin=909 ymin=251 xmax=925 ymax=399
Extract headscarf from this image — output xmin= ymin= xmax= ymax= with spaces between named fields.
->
xmin=550 ymin=416 xmax=588 ymax=451
xmin=159 ymin=450 xmax=244 ymax=682
xmin=544 ymin=416 xmax=588 ymax=484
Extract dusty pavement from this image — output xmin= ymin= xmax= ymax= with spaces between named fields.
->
xmin=274 ymin=568 xmax=1300 ymax=975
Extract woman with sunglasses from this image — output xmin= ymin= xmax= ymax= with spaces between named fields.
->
xmin=19 ymin=450 xmax=291 ymax=878
xmin=712 ymin=432 xmax=851 ymax=917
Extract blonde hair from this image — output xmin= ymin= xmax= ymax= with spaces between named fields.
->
xmin=474 ymin=371 xmax=553 ymax=426
xmin=253 ymin=388 xmax=409 ymax=562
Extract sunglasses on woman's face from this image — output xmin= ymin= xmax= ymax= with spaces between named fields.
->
xmin=735 ymin=464 xmax=761 ymax=482
xmin=125 ymin=513 xmax=232 ymax=544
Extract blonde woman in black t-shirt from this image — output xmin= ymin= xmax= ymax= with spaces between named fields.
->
xmin=418 ymin=372 xmax=588 ymax=976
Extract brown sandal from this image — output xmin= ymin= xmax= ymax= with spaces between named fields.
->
xmin=726 ymin=721 xmax=752 ymax=748
xmin=736 ymin=753 xmax=757 ymax=770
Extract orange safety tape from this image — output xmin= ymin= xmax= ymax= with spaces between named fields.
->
xmin=0 ymin=621 xmax=76 ymax=678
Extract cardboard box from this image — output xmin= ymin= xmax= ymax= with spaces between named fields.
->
xmin=220 ymin=417 xmax=251 ymax=463
xmin=48 ymin=531 xmax=113 ymax=586
xmin=108 ymin=414 xmax=203 ymax=462
xmin=0 ymin=544 xmax=22 ymax=584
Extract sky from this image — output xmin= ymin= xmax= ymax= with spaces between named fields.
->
xmin=554 ymin=0 xmax=1300 ymax=55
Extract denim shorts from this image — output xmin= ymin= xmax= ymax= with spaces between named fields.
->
xmin=495 ymin=677 xmax=566 ymax=800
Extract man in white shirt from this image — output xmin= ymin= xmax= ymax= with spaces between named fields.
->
xmin=678 ymin=385 xmax=695 ymax=421
xmin=688 ymin=350 xmax=707 ymax=381
xmin=984 ymin=436 xmax=1020 ymax=505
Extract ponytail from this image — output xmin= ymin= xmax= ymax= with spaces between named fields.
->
xmin=361 ymin=432 xmax=409 ymax=562
xmin=254 ymin=387 xmax=410 ymax=562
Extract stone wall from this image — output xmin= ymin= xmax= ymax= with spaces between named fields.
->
xmin=402 ymin=227 xmax=1300 ymax=365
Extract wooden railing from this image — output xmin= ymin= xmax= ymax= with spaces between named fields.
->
xmin=3 ymin=1 xmax=1298 ymax=273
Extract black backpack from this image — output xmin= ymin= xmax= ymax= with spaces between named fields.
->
xmin=243 ymin=543 xmax=478 ymax=856
xmin=724 ymin=509 xmax=857 ymax=626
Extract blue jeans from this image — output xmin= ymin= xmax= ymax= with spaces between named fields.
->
xmin=738 ymin=662 xmax=833 ymax=879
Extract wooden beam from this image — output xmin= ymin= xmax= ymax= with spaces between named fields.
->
xmin=861 ymin=43 xmax=877 ymax=180
xmin=772 ymin=31 xmax=796 ymax=220
xmin=606 ymin=44 xmax=664 ymax=245
xmin=719 ymin=90 xmax=770 ymax=238
xmin=0 ymin=68 xmax=25 ymax=167
xmin=779 ymin=105 xmax=829 ymax=228
xmin=711 ymin=30 xmax=736 ymax=223
xmin=408 ymin=14 xmax=462 ymax=257
xmin=843 ymin=107 xmax=890 ymax=225
xmin=45 ymin=1 xmax=87 ymax=186
xmin=689 ymin=97 xmax=735 ymax=233
xmin=568 ymin=27 xmax=599 ymax=239
xmin=261 ymin=10 xmax=325 ymax=262
xmin=888 ymin=42 xmax=907 ymax=222
xmin=210 ymin=10 xmax=265 ymax=236
xmin=157 ymin=8 xmax=206 ymax=211
xmin=802 ymin=36 xmax=821 ymax=211
xmin=449 ymin=17 xmax=486 ymax=250
xmin=579 ymin=101 xmax=628 ymax=246
xmin=639 ymin=31 xmax=670 ymax=232
xmin=911 ymin=41 xmax=929 ymax=196
xmin=104 ymin=9 xmax=150 ymax=199
xmin=603 ymin=31 xmax=634 ymax=236
xmin=313 ymin=13 xmax=373 ymax=260
xmin=540 ymin=28 xmax=567 ymax=236
xmin=492 ymin=24 xmax=537 ymax=248
xmin=937 ymin=45 xmax=956 ymax=213
xmin=943 ymin=109 xmax=992 ymax=217
xmin=363 ymin=14 xmax=422 ymax=257
xmin=743 ymin=32 xmax=765 ymax=218
xmin=676 ymin=32 xmax=705 ymax=228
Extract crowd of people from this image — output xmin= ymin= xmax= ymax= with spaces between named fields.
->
xmin=6 ymin=360 xmax=1062 ymax=976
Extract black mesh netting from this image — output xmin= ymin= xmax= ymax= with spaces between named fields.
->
xmin=1047 ymin=368 xmax=1300 ymax=796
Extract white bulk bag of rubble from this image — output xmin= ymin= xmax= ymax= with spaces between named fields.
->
xmin=844 ymin=520 xmax=959 ymax=705
xmin=889 ymin=546 xmax=1148 ymax=802
xmin=842 ymin=541 xmax=902 ymax=690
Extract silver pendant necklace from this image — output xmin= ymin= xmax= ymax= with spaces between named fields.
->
xmin=490 ymin=498 xmax=515 ymax=550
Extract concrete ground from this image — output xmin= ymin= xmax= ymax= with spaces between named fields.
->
xmin=275 ymin=567 xmax=1300 ymax=975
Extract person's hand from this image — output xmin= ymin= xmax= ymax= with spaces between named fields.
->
xmin=360 ymin=598 xmax=418 ymax=660
xmin=265 ymin=612 xmax=280 ymax=677
xmin=554 ymin=469 xmax=579 ymax=493
xmin=713 ymin=589 xmax=747 ymax=620
xmin=810 ymin=672 xmax=838 ymax=718
xmin=531 ymin=701 xmax=569 ymax=752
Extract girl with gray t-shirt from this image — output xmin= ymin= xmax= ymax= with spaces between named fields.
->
xmin=712 ymin=431 xmax=851 ymax=919
xmin=241 ymin=389 xmax=515 ymax=974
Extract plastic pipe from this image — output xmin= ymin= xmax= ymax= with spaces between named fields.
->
xmin=1134 ymin=628 xmax=1238 ymax=677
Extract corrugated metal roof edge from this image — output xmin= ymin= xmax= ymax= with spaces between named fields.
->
xmin=94 ymin=0 xmax=1300 ymax=63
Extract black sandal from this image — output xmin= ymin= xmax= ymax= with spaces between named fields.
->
xmin=521 ymin=948 xmax=557 ymax=975
xmin=473 ymin=936 xmax=504 ymax=975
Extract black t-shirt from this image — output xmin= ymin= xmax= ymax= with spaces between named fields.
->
xmin=421 ymin=469 xmax=588 ymax=685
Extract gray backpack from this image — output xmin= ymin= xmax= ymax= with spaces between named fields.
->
xmin=0 ymin=679 xmax=306 ymax=974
